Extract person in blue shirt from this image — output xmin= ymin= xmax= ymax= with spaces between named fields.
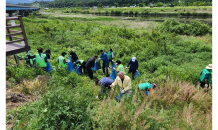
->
xmin=99 ymin=50 xmax=109 ymax=77
xmin=125 ymin=57 xmax=138 ymax=80
xmin=95 ymin=77 xmax=114 ymax=98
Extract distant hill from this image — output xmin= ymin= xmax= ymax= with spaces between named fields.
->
xmin=6 ymin=0 xmax=54 ymax=4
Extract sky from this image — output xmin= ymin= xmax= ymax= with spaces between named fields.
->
xmin=6 ymin=0 xmax=54 ymax=4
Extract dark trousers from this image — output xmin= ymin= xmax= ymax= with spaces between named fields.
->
xmin=102 ymin=62 xmax=109 ymax=77
xmin=80 ymin=62 xmax=86 ymax=74
xmin=86 ymin=67 xmax=93 ymax=79
xmin=108 ymin=59 xmax=113 ymax=66
xmin=129 ymin=70 xmax=136 ymax=80
xmin=200 ymin=81 xmax=209 ymax=89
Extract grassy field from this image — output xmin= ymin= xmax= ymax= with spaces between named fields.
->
xmin=6 ymin=11 xmax=212 ymax=129
xmin=45 ymin=6 xmax=212 ymax=14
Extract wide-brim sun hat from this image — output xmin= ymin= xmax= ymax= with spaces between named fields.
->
xmin=205 ymin=64 xmax=212 ymax=70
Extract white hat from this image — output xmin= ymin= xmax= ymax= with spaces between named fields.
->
xmin=205 ymin=64 xmax=212 ymax=70
xmin=132 ymin=57 xmax=136 ymax=62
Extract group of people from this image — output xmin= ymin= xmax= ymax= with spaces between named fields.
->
xmin=26 ymin=47 xmax=156 ymax=102
xmin=26 ymin=47 xmax=212 ymax=102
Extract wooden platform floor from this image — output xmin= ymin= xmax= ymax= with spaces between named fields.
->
xmin=6 ymin=43 xmax=30 ymax=56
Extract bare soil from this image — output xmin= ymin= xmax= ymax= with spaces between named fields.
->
xmin=6 ymin=89 xmax=36 ymax=129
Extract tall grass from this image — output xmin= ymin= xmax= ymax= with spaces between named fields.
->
xmin=87 ymin=79 xmax=212 ymax=129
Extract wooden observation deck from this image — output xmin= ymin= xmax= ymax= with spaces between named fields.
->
xmin=6 ymin=16 xmax=30 ymax=57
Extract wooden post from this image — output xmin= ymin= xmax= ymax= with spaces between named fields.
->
xmin=6 ymin=21 xmax=12 ymax=41
xmin=18 ymin=16 xmax=28 ymax=46
xmin=5 ymin=56 xmax=8 ymax=66
xmin=14 ymin=54 xmax=19 ymax=66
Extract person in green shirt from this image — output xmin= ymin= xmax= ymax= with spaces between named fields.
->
xmin=114 ymin=60 xmax=125 ymax=74
xmin=27 ymin=47 xmax=48 ymax=70
xmin=108 ymin=48 xmax=114 ymax=67
xmin=200 ymin=64 xmax=212 ymax=89
xmin=138 ymin=82 xmax=157 ymax=96
xmin=58 ymin=52 xmax=68 ymax=68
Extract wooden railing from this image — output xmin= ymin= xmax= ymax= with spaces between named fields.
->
xmin=6 ymin=16 xmax=28 ymax=46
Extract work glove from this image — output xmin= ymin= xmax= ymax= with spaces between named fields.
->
xmin=121 ymin=90 xmax=125 ymax=94
xmin=73 ymin=62 xmax=76 ymax=64
xmin=110 ymin=85 xmax=113 ymax=88
xmin=27 ymin=52 xmax=30 ymax=55
xmin=113 ymin=67 xmax=115 ymax=70
xmin=112 ymin=60 xmax=114 ymax=62
xmin=96 ymin=95 xmax=99 ymax=98
xmin=136 ymin=70 xmax=138 ymax=72
xmin=125 ymin=67 xmax=128 ymax=69
xmin=99 ymin=58 xmax=101 ymax=60
xmin=67 ymin=60 xmax=70 ymax=63
xmin=205 ymin=84 xmax=208 ymax=88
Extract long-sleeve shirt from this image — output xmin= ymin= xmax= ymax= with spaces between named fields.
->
xmin=200 ymin=71 xmax=211 ymax=79
xmin=127 ymin=59 xmax=138 ymax=72
xmin=85 ymin=57 xmax=95 ymax=68
xmin=43 ymin=52 xmax=50 ymax=60
xmin=100 ymin=77 xmax=114 ymax=87
xmin=111 ymin=75 xmax=132 ymax=92
xmin=100 ymin=52 xmax=109 ymax=63
xmin=70 ymin=52 xmax=78 ymax=62
xmin=28 ymin=53 xmax=48 ymax=62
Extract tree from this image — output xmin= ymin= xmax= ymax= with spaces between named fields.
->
xmin=138 ymin=3 xmax=145 ymax=7
xmin=97 ymin=3 xmax=103 ymax=8
xmin=114 ymin=3 xmax=119 ymax=8
xmin=155 ymin=2 xmax=164 ymax=7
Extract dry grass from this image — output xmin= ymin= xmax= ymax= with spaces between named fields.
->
xmin=88 ymin=78 xmax=212 ymax=129
xmin=91 ymin=20 xmax=157 ymax=30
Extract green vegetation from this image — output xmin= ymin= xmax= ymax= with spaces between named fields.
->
xmin=54 ymin=7 xmax=212 ymax=17
xmin=6 ymin=12 xmax=212 ymax=129
xmin=18 ymin=0 xmax=212 ymax=8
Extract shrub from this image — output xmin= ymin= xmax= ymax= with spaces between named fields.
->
xmin=157 ymin=19 xmax=211 ymax=36
xmin=155 ymin=2 xmax=164 ymax=7
xmin=129 ymin=10 xmax=134 ymax=17
xmin=135 ymin=11 xmax=139 ymax=16
xmin=105 ymin=11 xmax=109 ymax=15
xmin=114 ymin=10 xmax=122 ymax=16
xmin=123 ymin=11 xmax=129 ymax=16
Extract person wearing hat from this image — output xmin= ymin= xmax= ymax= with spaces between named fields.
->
xmin=95 ymin=77 xmax=114 ymax=98
xmin=200 ymin=64 xmax=212 ymax=89
xmin=43 ymin=49 xmax=51 ymax=61
xmin=125 ymin=57 xmax=138 ymax=80
xmin=99 ymin=50 xmax=109 ymax=77
xmin=108 ymin=48 xmax=114 ymax=67
xmin=138 ymin=82 xmax=156 ymax=96
xmin=27 ymin=47 xmax=48 ymax=69
xmin=58 ymin=52 xmax=68 ymax=68
xmin=114 ymin=60 xmax=125 ymax=74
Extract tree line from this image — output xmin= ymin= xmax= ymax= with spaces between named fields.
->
xmin=18 ymin=0 xmax=212 ymax=8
